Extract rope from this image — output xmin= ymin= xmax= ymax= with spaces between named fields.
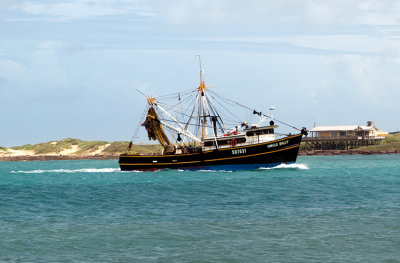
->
xmin=208 ymin=90 xmax=301 ymax=131
xmin=132 ymin=85 xmax=304 ymax=147
xmin=130 ymin=106 xmax=148 ymax=143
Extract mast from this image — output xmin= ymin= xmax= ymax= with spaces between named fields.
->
xmin=197 ymin=56 xmax=208 ymax=140
xmin=140 ymin=56 xmax=233 ymax=146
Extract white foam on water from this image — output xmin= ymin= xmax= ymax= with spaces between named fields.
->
xmin=175 ymin=169 xmax=230 ymax=172
xmin=258 ymin=163 xmax=309 ymax=170
xmin=198 ymin=170 xmax=233 ymax=173
xmin=11 ymin=168 xmax=121 ymax=174
xmin=11 ymin=164 xmax=308 ymax=174
xmin=176 ymin=169 xmax=232 ymax=173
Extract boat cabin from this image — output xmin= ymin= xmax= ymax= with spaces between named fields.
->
xmin=201 ymin=125 xmax=278 ymax=151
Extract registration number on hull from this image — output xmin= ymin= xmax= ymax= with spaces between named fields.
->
xmin=232 ymin=148 xmax=246 ymax=155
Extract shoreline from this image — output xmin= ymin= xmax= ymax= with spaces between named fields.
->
xmin=0 ymin=154 xmax=119 ymax=162
xmin=299 ymin=149 xmax=400 ymax=156
xmin=2 ymin=150 xmax=400 ymax=161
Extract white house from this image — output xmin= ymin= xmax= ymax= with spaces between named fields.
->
xmin=309 ymin=121 xmax=388 ymax=139
xmin=303 ymin=121 xmax=388 ymax=150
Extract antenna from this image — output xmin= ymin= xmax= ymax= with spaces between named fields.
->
xmin=269 ymin=106 xmax=275 ymax=120
xmin=196 ymin=55 xmax=203 ymax=73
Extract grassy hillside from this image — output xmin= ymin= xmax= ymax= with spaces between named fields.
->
xmin=353 ymin=133 xmax=400 ymax=152
xmin=3 ymin=138 xmax=161 ymax=155
xmin=10 ymin=138 xmax=105 ymax=154
xmin=127 ymin=144 xmax=163 ymax=155
xmin=6 ymin=133 xmax=400 ymax=156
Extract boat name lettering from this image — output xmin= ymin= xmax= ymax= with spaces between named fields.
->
xmin=232 ymin=148 xmax=246 ymax=155
xmin=280 ymin=140 xmax=289 ymax=146
xmin=267 ymin=140 xmax=289 ymax=148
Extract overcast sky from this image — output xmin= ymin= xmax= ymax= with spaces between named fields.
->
xmin=1 ymin=0 xmax=400 ymax=146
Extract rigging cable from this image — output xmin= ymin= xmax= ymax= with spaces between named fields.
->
xmin=208 ymin=90 xmax=301 ymax=131
xmin=130 ymin=104 xmax=149 ymax=144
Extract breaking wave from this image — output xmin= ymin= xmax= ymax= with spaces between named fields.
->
xmin=11 ymin=164 xmax=308 ymax=174
xmin=11 ymin=168 xmax=121 ymax=174
xmin=259 ymin=163 xmax=309 ymax=170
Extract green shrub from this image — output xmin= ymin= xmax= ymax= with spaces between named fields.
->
xmin=129 ymin=144 xmax=163 ymax=155
xmin=32 ymin=143 xmax=65 ymax=154
xmin=351 ymin=134 xmax=400 ymax=152
xmin=75 ymin=141 xmax=108 ymax=154
xmin=5 ymin=139 xmax=165 ymax=155
xmin=10 ymin=144 xmax=33 ymax=151
xmin=60 ymin=138 xmax=82 ymax=145
xmin=102 ymin=141 xmax=131 ymax=154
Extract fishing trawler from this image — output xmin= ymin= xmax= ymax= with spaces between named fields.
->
xmin=119 ymin=63 xmax=307 ymax=171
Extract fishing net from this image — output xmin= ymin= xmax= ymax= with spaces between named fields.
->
xmin=143 ymin=107 xmax=171 ymax=147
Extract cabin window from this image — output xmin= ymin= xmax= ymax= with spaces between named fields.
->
xmin=236 ymin=137 xmax=246 ymax=144
xmin=340 ymin=131 xmax=346 ymax=136
xmin=246 ymin=129 xmax=273 ymax=136
xmin=204 ymin=137 xmax=246 ymax=147
xmin=263 ymin=129 xmax=273 ymax=134
xmin=204 ymin=141 xmax=214 ymax=147
xmin=246 ymin=131 xmax=254 ymax=136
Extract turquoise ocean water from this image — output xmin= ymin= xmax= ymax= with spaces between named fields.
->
xmin=1 ymin=155 xmax=399 ymax=262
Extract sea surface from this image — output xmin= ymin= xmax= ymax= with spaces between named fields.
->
xmin=1 ymin=155 xmax=399 ymax=262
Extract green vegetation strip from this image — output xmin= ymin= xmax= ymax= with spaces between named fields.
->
xmin=354 ymin=133 xmax=400 ymax=152
xmin=6 ymin=133 xmax=400 ymax=155
xmin=300 ymin=133 xmax=400 ymax=152
xmin=7 ymin=138 xmax=163 ymax=155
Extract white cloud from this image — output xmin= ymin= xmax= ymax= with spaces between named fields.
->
xmin=36 ymin=41 xmax=67 ymax=49
xmin=153 ymin=0 xmax=303 ymax=26
xmin=292 ymin=34 xmax=400 ymax=55
xmin=344 ymin=55 xmax=400 ymax=107
xmin=184 ymin=33 xmax=400 ymax=57
xmin=0 ymin=0 xmax=13 ymax=8
xmin=2 ymin=0 xmax=400 ymax=143
xmin=0 ymin=58 xmax=30 ymax=104
xmin=8 ymin=0 xmax=153 ymax=21
xmin=6 ymin=0 xmax=400 ymax=29
xmin=150 ymin=0 xmax=400 ymax=29
xmin=0 ymin=59 xmax=27 ymax=80
xmin=357 ymin=1 xmax=400 ymax=26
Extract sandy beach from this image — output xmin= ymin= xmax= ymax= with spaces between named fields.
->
xmin=0 ymin=143 xmax=118 ymax=161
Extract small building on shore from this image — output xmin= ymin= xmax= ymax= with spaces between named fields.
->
xmin=303 ymin=121 xmax=388 ymax=150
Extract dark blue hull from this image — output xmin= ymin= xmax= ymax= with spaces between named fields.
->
xmin=119 ymin=134 xmax=302 ymax=171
